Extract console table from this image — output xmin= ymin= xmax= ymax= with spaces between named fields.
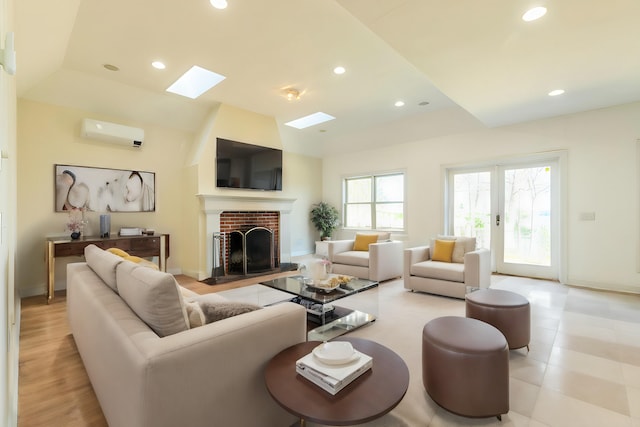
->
xmin=45 ymin=234 xmax=169 ymax=303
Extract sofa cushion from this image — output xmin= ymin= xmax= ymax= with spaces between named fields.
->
xmin=433 ymin=236 xmax=477 ymax=264
xmin=452 ymin=237 xmax=476 ymax=264
xmin=116 ymin=261 xmax=189 ymax=337
xmin=432 ymin=239 xmax=455 ymax=263
xmin=377 ymin=232 xmax=391 ymax=241
xmin=353 ymin=233 xmax=379 ymax=251
xmin=411 ymin=260 xmax=465 ymax=283
xmin=84 ymin=244 xmax=124 ymax=292
xmin=333 ymin=251 xmax=370 ymax=267
xmin=182 ymin=292 xmax=229 ymax=328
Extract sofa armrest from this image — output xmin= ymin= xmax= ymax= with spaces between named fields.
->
xmin=403 ymin=245 xmax=430 ymax=278
xmin=368 ymin=240 xmax=403 ymax=281
xmin=327 ymin=239 xmax=355 ymax=261
xmin=464 ymin=248 xmax=491 ymax=288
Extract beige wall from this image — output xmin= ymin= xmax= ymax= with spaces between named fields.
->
xmin=185 ymin=103 xmax=323 ymax=278
xmin=323 ymin=102 xmax=640 ymax=294
xmin=16 ymin=100 xmax=323 ymax=294
xmin=17 ymin=99 xmax=194 ymax=296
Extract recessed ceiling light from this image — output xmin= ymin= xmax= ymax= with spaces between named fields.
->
xmin=103 ymin=64 xmax=119 ymax=71
xmin=166 ymin=65 xmax=226 ymax=99
xmin=285 ymin=112 xmax=335 ymax=129
xmin=522 ymin=6 xmax=547 ymax=22
xmin=151 ymin=61 xmax=166 ymax=70
xmin=394 ymin=101 xmax=405 ymax=107
xmin=548 ymin=89 xmax=565 ymax=96
xmin=418 ymin=101 xmax=430 ymax=106
xmin=210 ymin=0 xmax=228 ymax=9
xmin=333 ymin=66 xmax=346 ymax=75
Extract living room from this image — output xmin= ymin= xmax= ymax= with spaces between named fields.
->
xmin=2 ymin=0 xmax=640 ymax=426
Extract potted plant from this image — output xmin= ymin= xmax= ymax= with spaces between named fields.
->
xmin=310 ymin=202 xmax=340 ymax=240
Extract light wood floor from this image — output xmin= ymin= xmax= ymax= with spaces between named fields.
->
xmin=17 ymin=272 xmax=295 ymax=427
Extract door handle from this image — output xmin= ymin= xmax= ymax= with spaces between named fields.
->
xmin=496 ymin=214 xmax=500 ymax=226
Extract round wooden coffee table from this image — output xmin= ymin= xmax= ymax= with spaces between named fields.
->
xmin=264 ymin=337 xmax=409 ymax=426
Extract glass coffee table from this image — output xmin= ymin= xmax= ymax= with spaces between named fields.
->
xmin=261 ymin=275 xmax=378 ymax=341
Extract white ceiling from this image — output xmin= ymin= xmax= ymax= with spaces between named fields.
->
xmin=14 ymin=0 xmax=640 ymax=157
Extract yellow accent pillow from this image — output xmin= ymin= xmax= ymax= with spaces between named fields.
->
xmin=125 ymin=255 xmax=159 ymax=270
xmin=353 ymin=233 xmax=379 ymax=251
xmin=432 ymin=239 xmax=455 ymax=262
xmin=107 ymin=247 xmax=130 ymax=258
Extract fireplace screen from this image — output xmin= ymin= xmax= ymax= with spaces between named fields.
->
xmin=227 ymin=227 xmax=274 ymax=275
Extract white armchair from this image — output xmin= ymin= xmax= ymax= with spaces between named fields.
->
xmin=326 ymin=233 xmax=403 ymax=282
xmin=404 ymin=236 xmax=491 ymax=299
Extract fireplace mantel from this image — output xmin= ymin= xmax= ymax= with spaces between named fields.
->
xmin=198 ymin=194 xmax=296 ymax=214
xmin=197 ymin=194 xmax=297 ymax=280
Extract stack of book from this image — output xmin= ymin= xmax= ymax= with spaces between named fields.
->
xmin=296 ymin=346 xmax=373 ymax=395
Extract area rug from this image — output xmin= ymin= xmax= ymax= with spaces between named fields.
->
xmin=215 ymin=284 xmax=293 ymax=307
xmin=200 ymin=263 xmax=298 ymax=286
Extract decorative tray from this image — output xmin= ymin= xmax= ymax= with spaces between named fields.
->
xmin=303 ymin=274 xmax=353 ymax=293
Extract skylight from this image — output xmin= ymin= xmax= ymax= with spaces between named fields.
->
xmin=166 ymin=66 xmax=226 ymax=99
xmin=285 ymin=112 xmax=336 ymax=129
xmin=522 ymin=6 xmax=547 ymax=22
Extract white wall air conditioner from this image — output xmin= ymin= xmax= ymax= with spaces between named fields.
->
xmin=81 ymin=118 xmax=144 ymax=148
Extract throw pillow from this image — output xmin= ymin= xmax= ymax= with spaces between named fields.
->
xmin=184 ymin=300 xmax=205 ymax=328
xmin=106 ymin=247 xmax=130 ymax=258
xmin=353 ymin=233 xmax=379 ymax=251
xmin=199 ymin=301 xmax=261 ymax=324
xmin=451 ymin=237 xmax=476 ymax=263
xmin=431 ymin=239 xmax=455 ymax=263
xmin=124 ymin=255 xmax=159 ymax=270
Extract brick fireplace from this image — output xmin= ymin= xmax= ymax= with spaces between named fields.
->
xmin=220 ymin=211 xmax=280 ymax=275
xmin=198 ymin=194 xmax=296 ymax=280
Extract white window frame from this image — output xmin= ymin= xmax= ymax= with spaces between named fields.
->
xmin=342 ymin=171 xmax=406 ymax=232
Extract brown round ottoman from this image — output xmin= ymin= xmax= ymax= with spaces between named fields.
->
xmin=422 ymin=316 xmax=509 ymax=420
xmin=466 ymin=289 xmax=530 ymax=350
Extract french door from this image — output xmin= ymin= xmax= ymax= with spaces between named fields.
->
xmin=447 ymin=157 xmax=560 ymax=280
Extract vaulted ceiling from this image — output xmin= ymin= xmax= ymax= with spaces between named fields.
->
xmin=15 ymin=0 xmax=640 ymax=157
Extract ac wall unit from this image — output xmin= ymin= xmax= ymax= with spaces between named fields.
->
xmin=81 ymin=118 xmax=144 ymax=148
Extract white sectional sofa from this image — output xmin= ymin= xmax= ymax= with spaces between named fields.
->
xmin=67 ymin=244 xmax=306 ymax=427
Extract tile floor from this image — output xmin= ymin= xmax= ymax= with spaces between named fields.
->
xmin=293 ymin=274 xmax=640 ymax=426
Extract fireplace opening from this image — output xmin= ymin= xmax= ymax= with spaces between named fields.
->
xmin=228 ymin=226 xmax=274 ymax=275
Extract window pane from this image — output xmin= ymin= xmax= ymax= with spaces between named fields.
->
xmin=375 ymin=174 xmax=404 ymax=202
xmin=453 ymin=172 xmax=491 ymax=249
xmin=503 ymin=166 xmax=551 ymax=266
xmin=346 ymin=178 xmax=371 ymax=203
xmin=376 ymin=203 xmax=403 ymax=229
xmin=345 ymin=204 xmax=371 ymax=228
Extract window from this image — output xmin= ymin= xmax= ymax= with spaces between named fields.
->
xmin=343 ymin=172 xmax=405 ymax=230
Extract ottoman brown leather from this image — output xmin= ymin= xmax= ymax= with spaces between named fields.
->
xmin=422 ymin=316 xmax=509 ymax=420
xmin=466 ymin=289 xmax=531 ymax=350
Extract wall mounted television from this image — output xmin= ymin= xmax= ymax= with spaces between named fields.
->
xmin=216 ymin=138 xmax=283 ymax=191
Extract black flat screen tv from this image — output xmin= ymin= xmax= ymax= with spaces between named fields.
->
xmin=216 ymin=138 xmax=283 ymax=191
